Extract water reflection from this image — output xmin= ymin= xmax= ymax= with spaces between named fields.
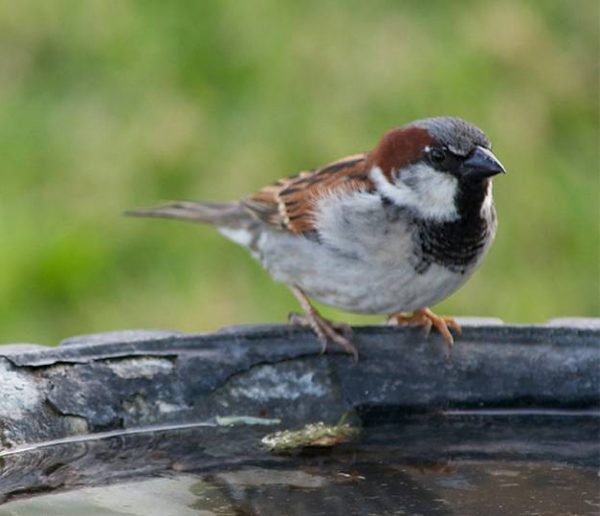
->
xmin=0 ymin=413 xmax=598 ymax=515
xmin=1 ymin=461 xmax=597 ymax=515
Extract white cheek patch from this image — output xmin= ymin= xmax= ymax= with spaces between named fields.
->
xmin=370 ymin=164 xmax=459 ymax=221
xmin=404 ymin=163 xmax=460 ymax=220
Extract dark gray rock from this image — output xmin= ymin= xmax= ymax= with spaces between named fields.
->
xmin=0 ymin=321 xmax=597 ymax=449
xmin=0 ymin=321 xmax=598 ymax=504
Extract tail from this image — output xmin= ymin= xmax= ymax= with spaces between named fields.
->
xmin=125 ymin=201 xmax=250 ymax=228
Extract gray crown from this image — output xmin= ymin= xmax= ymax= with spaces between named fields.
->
xmin=412 ymin=117 xmax=491 ymax=156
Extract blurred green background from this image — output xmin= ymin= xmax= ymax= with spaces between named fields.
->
xmin=1 ymin=0 xmax=598 ymax=345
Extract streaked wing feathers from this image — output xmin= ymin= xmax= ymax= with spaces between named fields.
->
xmin=242 ymin=153 xmax=373 ymax=233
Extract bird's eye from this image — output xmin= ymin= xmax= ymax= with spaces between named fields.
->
xmin=429 ymin=148 xmax=446 ymax=165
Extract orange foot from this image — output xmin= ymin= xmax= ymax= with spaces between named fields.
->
xmin=388 ymin=308 xmax=461 ymax=350
xmin=289 ymin=285 xmax=358 ymax=361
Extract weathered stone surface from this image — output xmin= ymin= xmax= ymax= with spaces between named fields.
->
xmin=0 ymin=321 xmax=598 ymax=504
xmin=0 ymin=321 xmax=598 ymax=449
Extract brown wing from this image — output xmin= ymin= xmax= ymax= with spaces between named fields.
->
xmin=242 ymin=153 xmax=373 ymax=234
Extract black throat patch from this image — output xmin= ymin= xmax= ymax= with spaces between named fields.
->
xmin=412 ymin=181 xmax=495 ymax=274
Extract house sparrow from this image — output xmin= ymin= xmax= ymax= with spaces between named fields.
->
xmin=128 ymin=117 xmax=505 ymax=360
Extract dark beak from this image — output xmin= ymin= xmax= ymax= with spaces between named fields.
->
xmin=461 ymin=146 xmax=506 ymax=180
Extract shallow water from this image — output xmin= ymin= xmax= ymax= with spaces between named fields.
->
xmin=1 ymin=461 xmax=597 ymax=515
xmin=0 ymin=411 xmax=598 ymax=515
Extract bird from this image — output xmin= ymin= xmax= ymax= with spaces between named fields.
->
xmin=127 ymin=116 xmax=505 ymax=360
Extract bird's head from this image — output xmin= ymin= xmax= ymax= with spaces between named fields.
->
xmin=369 ymin=116 xmax=505 ymax=221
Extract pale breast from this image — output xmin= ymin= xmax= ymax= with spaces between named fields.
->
xmin=253 ymin=189 xmax=493 ymax=315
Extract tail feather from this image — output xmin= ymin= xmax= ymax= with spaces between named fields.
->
xmin=125 ymin=201 xmax=249 ymax=227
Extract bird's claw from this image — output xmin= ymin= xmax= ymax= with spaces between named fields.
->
xmin=389 ymin=308 xmax=461 ymax=352
xmin=289 ymin=311 xmax=358 ymax=361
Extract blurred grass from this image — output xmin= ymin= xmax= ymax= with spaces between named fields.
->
xmin=0 ymin=0 xmax=598 ymax=345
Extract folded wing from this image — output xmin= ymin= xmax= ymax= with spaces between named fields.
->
xmin=242 ymin=153 xmax=374 ymax=234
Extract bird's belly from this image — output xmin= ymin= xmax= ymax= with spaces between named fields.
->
xmin=255 ymin=229 xmax=474 ymax=315
xmin=303 ymin=261 xmax=471 ymax=314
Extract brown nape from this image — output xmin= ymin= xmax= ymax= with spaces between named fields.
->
xmin=368 ymin=126 xmax=435 ymax=178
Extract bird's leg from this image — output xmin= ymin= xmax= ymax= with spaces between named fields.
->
xmin=289 ymin=285 xmax=358 ymax=361
xmin=288 ymin=313 xmax=353 ymax=340
xmin=388 ymin=308 xmax=461 ymax=350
